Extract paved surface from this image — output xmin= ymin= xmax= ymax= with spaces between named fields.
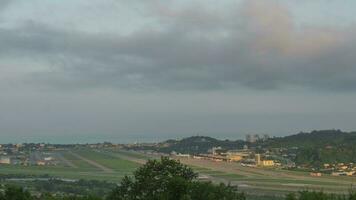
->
xmin=113 ymin=151 xmax=356 ymax=195
xmin=103 ymin=151 xmax=147 ymax=165
xmin=68 ymin=151 xmax=113 ymax=173
xmin=56 ymin=153 xmax=78 ymax=168
xmin=175 ymin=157 xmax=356 ymax=194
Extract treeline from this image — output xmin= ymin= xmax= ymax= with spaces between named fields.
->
xmin=0 ymin=175 xmax=116 ymax=197
xmin=265 ymin=130 xmax=356 ymax=167
xmin=32 ymin=179 xmax=116 ymax=196
xmin=130 ymin=136 xmax=246 ymax=154
xmin=3 ymin=185 xmax=356 ymax=200
xmin=266 ymin=130 xmax=356 ymax=149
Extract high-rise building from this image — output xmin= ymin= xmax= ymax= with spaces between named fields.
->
xmin=262 ymin=134 xmax=270 ymax=141
xmin=255 ymin=154 xmax=261 ymax=166
xmin=246 ymin=134 xmax=258 ymax=143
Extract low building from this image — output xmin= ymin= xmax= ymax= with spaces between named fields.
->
xmin=36 ymin=161 xmax=46 ymax=166
xmin=227 ymin=155 xmax=243 ymax=162
xmin=340 ymin=166 xmax=348 ymax=170
xmin=310 ymin=172 xmax=322 ymax=177
xmin=255 ymin=154 xmax=274 ymax=167
xmin=261 ymin=160 xmax=274 ymax=167
xmin=331 ymin=171 xmax=355 ymax=176
xmin=0 ymin=156 xmax=10 ymax=164
xmin=176 ymin=153 xmax=190 ymax=158
xmin=44 ymin=156 xmax=53 ymax=161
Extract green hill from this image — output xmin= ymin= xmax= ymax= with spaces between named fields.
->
xmin=265 ymin=130 xmax=356 ymax=148
xmin=157 ymin=136 xmax=245 ymax=154
xmin=265 ymin=130 xmax=356 ymax=167
xmin=128 ymin=130 xmax=356 ymax=167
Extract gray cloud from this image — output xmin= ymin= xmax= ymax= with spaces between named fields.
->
xmin=0 ymin=0 xmax=11 ymax=10
xmin=1 ymin=0 xmax=356 ymax=91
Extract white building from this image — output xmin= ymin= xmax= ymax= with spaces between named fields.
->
xmin=0 ymin=156 xmax=11 ymax=164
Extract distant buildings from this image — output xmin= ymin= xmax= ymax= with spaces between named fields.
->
xmin=261 ymin=160 xmax=275 ymax=167
xmin=212 ymin=147 xmax=224 ymax=156
xmin=245 ymin=134 xmax=270 ymax=143
xmin=331 ymin=171 xmax=355 ymax=176
xmin=310 ymin=172 xmax=322 ymax=177
xmin=255 ymin=154 xmax=261 ymax=166
xmin=255 ymin=153 xmax=274 ymax=167
xmin=246 ymin=134 xmax=259 ymax=143
xmin=0 ymin=156 xmax=10 ymax=164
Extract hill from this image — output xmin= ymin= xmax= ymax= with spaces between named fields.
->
xmin=265 ymin=130 xmax=356 ymax=148
xmin=127 ymin=130 xmax=356 ymax=167
xmin=158 ymin=136 xmax=246 ymax=154
xmin=127 ymin=136 xmax=246 ymax=154
xmin=264 ymin=130 xmax=356 ymax=167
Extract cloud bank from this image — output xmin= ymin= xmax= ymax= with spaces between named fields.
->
xmin=1 ymin=0 xmax=356 ymax=92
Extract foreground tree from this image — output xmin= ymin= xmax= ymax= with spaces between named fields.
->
xmin=107 ymin=157 xmax=245 ymax=200
xmin=0 ymin=185 xmax=33 ymax=200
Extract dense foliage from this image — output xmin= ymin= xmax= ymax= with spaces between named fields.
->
xmin=32 ymin=179 xmax=116 ymax=196
xmin=266 ymin=130 xmax=356 ymax=148
xmin=130 ymin=136 xmax=246 ymax=154
xmin=265 ymin=130 xmax=356 ymax=167
xmin=0 ymin=176 xmax=116 ymax=197
xmin=107 ymin=157 xmax=246 ymax=200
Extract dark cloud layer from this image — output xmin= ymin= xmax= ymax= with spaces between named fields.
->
xmin=1 ymin=0 xmax=356 ymax=91
xmin=0 ymin=0 xmax=10 ymax=10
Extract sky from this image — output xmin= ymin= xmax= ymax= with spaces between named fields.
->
xmin=1 ymin=0 xmax=356 ymax=143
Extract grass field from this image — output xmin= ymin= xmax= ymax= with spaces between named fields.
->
xmin=73 ymin=150 xmax=139 ymax=172
xmin=0 ymin=149 xmax=140 ymax=182
xmin=1 ymin=149 xmax=356 ymax=197
xmin=174 ymin=156 xmax=356 ymax=196
xmin=101 ymin=150 xmax=356 ymax=195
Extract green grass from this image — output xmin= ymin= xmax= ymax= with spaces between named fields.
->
xmin=3 ymin=149 xmax=355 ymax=195
xmin=213 ymin=173 xmax=245 ymax=180
xmin=111 ymin=150 xmax=150 ymax=159
xmin=74 ymin=150 xmax=140 ymax=172
xmin=189 ymin=166 xmax=210 ymax=170
xmin=61 ymin=152 xmax=98 ymax=171
xmin=0 ymin=165 xmax=125 ymax=181
xmin=0 ymin=149 xmax=143 ymax=182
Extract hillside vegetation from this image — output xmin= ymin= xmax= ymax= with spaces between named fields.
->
xmin=130 ymin=130 xmax=356 ymax=168
xmin=159 ymin=136 xmax=245 ymax=154
xmin=264 ymin=130 xmax=356 ymax=167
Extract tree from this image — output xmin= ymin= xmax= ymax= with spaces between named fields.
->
xmin=107 ymin=157 xmax=245 ymax=200
xmin=0 ymin=185 xmax=33 ymax=200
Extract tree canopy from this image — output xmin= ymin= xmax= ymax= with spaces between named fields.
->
xmin=107 ymin=157 xmax=246 ymax=200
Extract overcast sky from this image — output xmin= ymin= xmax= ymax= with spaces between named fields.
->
xmin=1 ymin=0 xmax=356 ymax=143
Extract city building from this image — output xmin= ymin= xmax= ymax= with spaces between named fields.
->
xmin=227 ymin=154 xmax=243 ymax=162
xmin=261 ymin=160 xmax=275 ymax=167
xmin=255 ymin=154 xmax=274 ymax=167
xmin=255 ymin=154 xmax=261 ymax=166
xmin=0 ymin=156 xmax=10 ymax=164
xmin=246 ymin=134 xmax=257 ymax=143
xmin=310 ymin=172 xmax=322 ymax=177
xmin=246 ymin=134 xmax=270 ymax=143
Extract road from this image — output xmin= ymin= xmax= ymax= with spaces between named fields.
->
xmin=68 ymin=151 xmax=114 ymax=173
xmin=56 ymin=153 xmax=78 ymax=168
xmin=110 ymin=150 xmax=356 ymax=195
